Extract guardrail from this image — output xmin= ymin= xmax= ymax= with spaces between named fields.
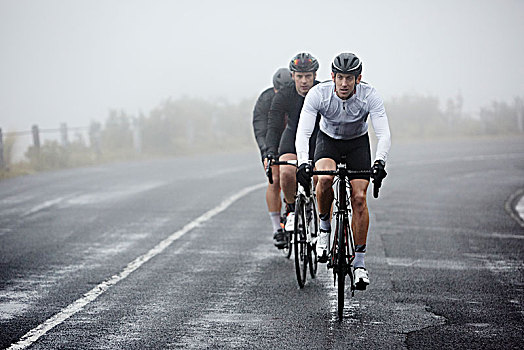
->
xmin=0 ymin=124 xmax=97 ymax=170
xmin=1 ymin=121 xmax=146 ymax=171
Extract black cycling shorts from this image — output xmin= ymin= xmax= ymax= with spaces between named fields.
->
xmin=314 ymin=131 xmax=371 ymax=180
xmin=278 ymin=127 xmax=317 ymax=159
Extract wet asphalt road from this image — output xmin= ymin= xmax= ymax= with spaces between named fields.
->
xmin=1 ymin=136 xmax=523 ymax=349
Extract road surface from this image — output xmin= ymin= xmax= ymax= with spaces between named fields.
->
xmin=1 ymin=136 xmax=523 ymax=349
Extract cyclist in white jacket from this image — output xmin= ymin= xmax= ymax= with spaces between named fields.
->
xmin=295 ymin=53 xmax=391 ymax=290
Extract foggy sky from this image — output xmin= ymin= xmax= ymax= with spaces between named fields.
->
xmin=1 ymin=0 xmax=523 ymax=131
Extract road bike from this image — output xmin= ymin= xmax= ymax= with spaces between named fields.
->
xmin=313 ymin=158 xmax=380 ymax=319
xmin=266 ymin=159 xmax=319 ymax=287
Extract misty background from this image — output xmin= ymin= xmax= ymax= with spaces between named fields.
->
xmin=1 ymin=0 xmax=523 ymax=168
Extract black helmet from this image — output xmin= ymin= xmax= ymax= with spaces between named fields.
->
xmin=289 ymin=52 xmax=319 ymax=72
xmin=272 ymin=67 xmax=292 ymax=90
xmin=331 ymin=53 xmax=362 ymax=77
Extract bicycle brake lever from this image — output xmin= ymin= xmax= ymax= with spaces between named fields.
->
xmin=266 ymin=160 xmax=273 ymax=184
xmin=372 ymin=178 xmax=381 ymax=198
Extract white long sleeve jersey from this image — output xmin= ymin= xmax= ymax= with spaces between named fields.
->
xmin=296 ymin=80 xmax=391 ymax=165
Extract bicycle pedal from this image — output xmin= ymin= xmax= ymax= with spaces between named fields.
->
xmin=354 ymin=280 xmax=368 ymax=291
xmin=317 ymin=253 xmax=329 ymax=264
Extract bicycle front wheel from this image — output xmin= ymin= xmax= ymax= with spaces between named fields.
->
xmin=294 ymin=195 xmax=308 ymax=288
xmin=307 ymin=198 xmax=318 ymax=278
xmin=337 ymin=214 xmax=346 ymax=319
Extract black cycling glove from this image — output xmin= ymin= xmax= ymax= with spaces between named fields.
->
xmin=296 ymin=163 xmax=313 ymax=194
xmin=265 ymin=153 xmax=276 ymax=184
xmin=371 ymin=160 xmax=387 ymax=183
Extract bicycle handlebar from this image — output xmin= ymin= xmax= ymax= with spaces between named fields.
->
xmin=312 ymin=169 xmax=370 ymax=176
xmin=265 ymin=159 xmax=297 ymax=184
xmin=266 ymin=159 xmax=382 ymax=198
xmin=312 ymin=168 xmax=381 ymax=198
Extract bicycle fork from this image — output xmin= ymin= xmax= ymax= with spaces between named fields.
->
xmin=328 ymin=212 xmax=356 ymax=296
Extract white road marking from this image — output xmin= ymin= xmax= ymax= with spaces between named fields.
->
xmin=516 ymin=195 xmax=524 ymax=223
xmin=22 ymin=196 xmax=71 ymax=217
xmin=6 ymin=182 xmax=265 ymax=350
xmin=505 ymin=188 xmax=524 ymax=228
xmin=391 ymin=152 xmax=524 ymax=167
xmin=66 ymin=181 xmax=165 ymax=205
xmin=8 ymin=182 xmax=165 ymax=219
xmin=375 ymin=223 xmax=524 ymax=239
xmin=383 ymin=256 xmax=524 ymax=272
xmin=0 ymin=219 xmax=170 ymax=321
xmin=385 ymin=257 xmax=477 ymax=270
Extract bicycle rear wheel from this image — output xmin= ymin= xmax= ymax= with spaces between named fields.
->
xmin=294 ymin=195 xmax=308 ymax=288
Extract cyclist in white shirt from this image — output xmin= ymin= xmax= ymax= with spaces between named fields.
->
xmin=295 ymin=53 xmax=391 ymax=289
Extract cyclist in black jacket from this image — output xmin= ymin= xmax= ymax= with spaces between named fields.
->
xmin=265 ymin=53 xmax=321 ymax=248
xmin=252 ymin=68 xmax=293 ymax=243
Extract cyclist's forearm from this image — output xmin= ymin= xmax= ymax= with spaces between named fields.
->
xmin=371 ymin=114 xmax=391 ymax=163
xmin=296 ymin=113 xmax=316 ymax=165
xmin=265 ymin=113 xmax=285 ymax=155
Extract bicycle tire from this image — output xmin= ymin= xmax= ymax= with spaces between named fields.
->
xmin=279 ymin=214 xmax=292 ymax=259
xmin=308 ymin=198 xmax=318 ymax=278
xmin=294 ymin=195 xmax=308 ymax=288
xmin=282 ymin=229 xmax=292 ymax=259
xmin=337 ymin=213 xmax=346 ymax=319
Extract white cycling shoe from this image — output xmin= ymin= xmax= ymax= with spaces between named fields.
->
xmin=316 ymin=229 xmax=330 ymax=263
xmin=284 ymin=212 xmax=295 ymax=231
xmin=354 ymin=268 xmax=370 ymax=290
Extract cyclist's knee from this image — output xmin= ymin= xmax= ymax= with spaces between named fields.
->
xmin=268 ymin=179 xmax=280 ymax=193
xmin=352 ymin=192 xmax=367 ymax=212
xmin=280 ymin=166 xmax=295 ymax=183
xmin=317 ymin=175 xmax=334 ymax=192
xmin=270 ymin=173 xmax=280 ymax=188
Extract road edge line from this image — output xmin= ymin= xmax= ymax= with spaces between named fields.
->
xmin=7 ymin=182 xmax=266 ymax=350
xmin=505 ymin=188 xmax=524 ymax=228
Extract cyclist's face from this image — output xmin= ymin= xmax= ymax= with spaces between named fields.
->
xmin=293 ymin=72 xmax=316 ymax=96
xmin=332 ymin=73 xmax=361 ymax=99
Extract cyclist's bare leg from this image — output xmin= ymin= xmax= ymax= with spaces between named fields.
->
xmin=350 ymin=179 xmax=370 ymax=246
xmin=314 ymin=158 xmax=336 ymax=261
xmin=264 ymin=159 xmax=282 ymax=213
xmin=279 ymin=153 xmax=297 ymax=205
xmin=315 ymin=158 xmax=336 ymax=216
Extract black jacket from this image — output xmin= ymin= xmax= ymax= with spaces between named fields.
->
xmin=252 ymin=87 xmax=277 ymax=159
xmin=265 ymin=81 xmax=320 ymax=155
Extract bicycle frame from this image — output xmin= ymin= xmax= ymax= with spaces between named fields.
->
xmin=266 ymin=158 xmax=319 ymax=287
xmin=313 ymin=160 xmax=373 ymax=319
xmin=267 ymin=158 xmax=317 ymax=247
xmin=330 ymin=166 xmax=355 ymax=293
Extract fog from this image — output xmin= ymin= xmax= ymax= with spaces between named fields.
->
xmin=1 ymin=0 xmax=523 ymax=132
